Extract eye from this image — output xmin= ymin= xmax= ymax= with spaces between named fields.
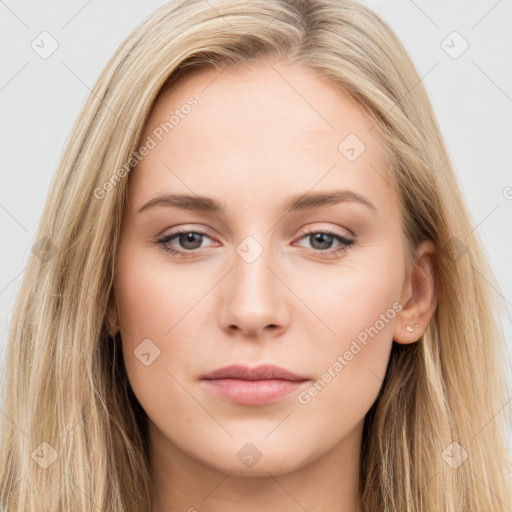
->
xmin=155 ymin=227 xmax=355 ymax=259
xmin=294 ymin=229 xmax=355 ymax=258
xmin=156 ymin=229 xmax=215 ymax=257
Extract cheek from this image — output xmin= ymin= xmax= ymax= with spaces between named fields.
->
xmin=115 ymin=242 xmax=204 ymax=340
xmin=290 ymin=301 xmax=397 ymax=452
xmin=294 ymin=245 xmax=403 ymax=413
xmin=295 ymin=241 xmax=403 ymax=348
xmin=113 ymin=243 xmax=216 ymax=414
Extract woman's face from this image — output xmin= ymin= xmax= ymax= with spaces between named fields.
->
xmin=112 ymin=58 xmax=422 ymax=476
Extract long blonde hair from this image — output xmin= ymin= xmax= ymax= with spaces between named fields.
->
xmin=1 ymin=0 xmax=511 ymax=510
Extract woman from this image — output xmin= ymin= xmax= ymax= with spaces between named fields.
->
xmin=1 ymin=0 xmax=511 ymax=510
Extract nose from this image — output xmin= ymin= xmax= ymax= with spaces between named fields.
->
xmin=217 ymin=241 xmax=291 ymax=339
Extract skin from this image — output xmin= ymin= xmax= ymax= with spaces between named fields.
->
xmin=108 ymin=57 xmax=437 ymax=512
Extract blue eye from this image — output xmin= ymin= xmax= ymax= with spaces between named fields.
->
xmin=295 ymin=229 xmax=355 ymax=257
xmin=156 ymin=228 xmax=354 ymax=259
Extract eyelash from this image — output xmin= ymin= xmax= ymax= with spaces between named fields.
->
xmin=155 ymin=228 xmax=355 ymax=259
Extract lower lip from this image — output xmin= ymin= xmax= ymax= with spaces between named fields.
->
xmin=201 ymin=378 xmax=307 ymax=406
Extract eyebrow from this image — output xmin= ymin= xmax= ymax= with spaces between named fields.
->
xmin=137 ymin=189 xmax=376 ymax=215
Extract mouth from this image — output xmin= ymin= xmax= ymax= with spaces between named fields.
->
xmin=199 ymin=364 xmax=310 ymax=406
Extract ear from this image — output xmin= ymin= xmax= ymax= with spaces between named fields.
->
xmin=393 ymin=240 xmax=437 ymax=344
xmin=105 ymin=288 xmax=120 ymax=337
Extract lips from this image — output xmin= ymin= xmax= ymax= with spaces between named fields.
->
xmin=199 ymin=364 xmax=310 ymax=406
xmin=199 ymin=364 xmax=308 ymax=382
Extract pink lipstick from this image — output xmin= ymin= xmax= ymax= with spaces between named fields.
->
xmin=199 ymin=364 xmax=309 ymax=406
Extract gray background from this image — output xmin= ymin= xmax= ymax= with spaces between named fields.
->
xmin=1 ymin=0 xmax=511 ymax=455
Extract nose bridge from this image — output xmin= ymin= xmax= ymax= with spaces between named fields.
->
xmin=218 ymin=230 xmax=289 ymax=336
xmin=232 ymin=233 xmax=277 ymax=304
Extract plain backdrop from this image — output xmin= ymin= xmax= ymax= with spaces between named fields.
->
xmin=1 ymin=0 xmax=511 ymax=456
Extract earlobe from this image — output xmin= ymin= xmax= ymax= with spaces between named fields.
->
xmin=393 ymin=240 xmax=437 ymax=345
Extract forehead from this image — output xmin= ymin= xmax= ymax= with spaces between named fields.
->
xmin=127 ymin=58 xmax=396 ymax=218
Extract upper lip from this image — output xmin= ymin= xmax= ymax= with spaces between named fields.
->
xmin=200 ymin=364 xmax=308 ymax=381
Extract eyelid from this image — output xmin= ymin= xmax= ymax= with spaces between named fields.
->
xmin=157 ymin=224 xmax=352 ymax=244
xmin=158 ymin=224 xmax=218 ymax=241
xmin=292 ymin=227 xmax=355 ymax=255
xmin=295 ymin=223 xmax=354 ymax=240
xmin=155 ymin=223 xmax=356 ymax=258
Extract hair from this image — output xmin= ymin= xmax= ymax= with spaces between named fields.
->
xmin=1 ymin=0 xmax=511 ymax=510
